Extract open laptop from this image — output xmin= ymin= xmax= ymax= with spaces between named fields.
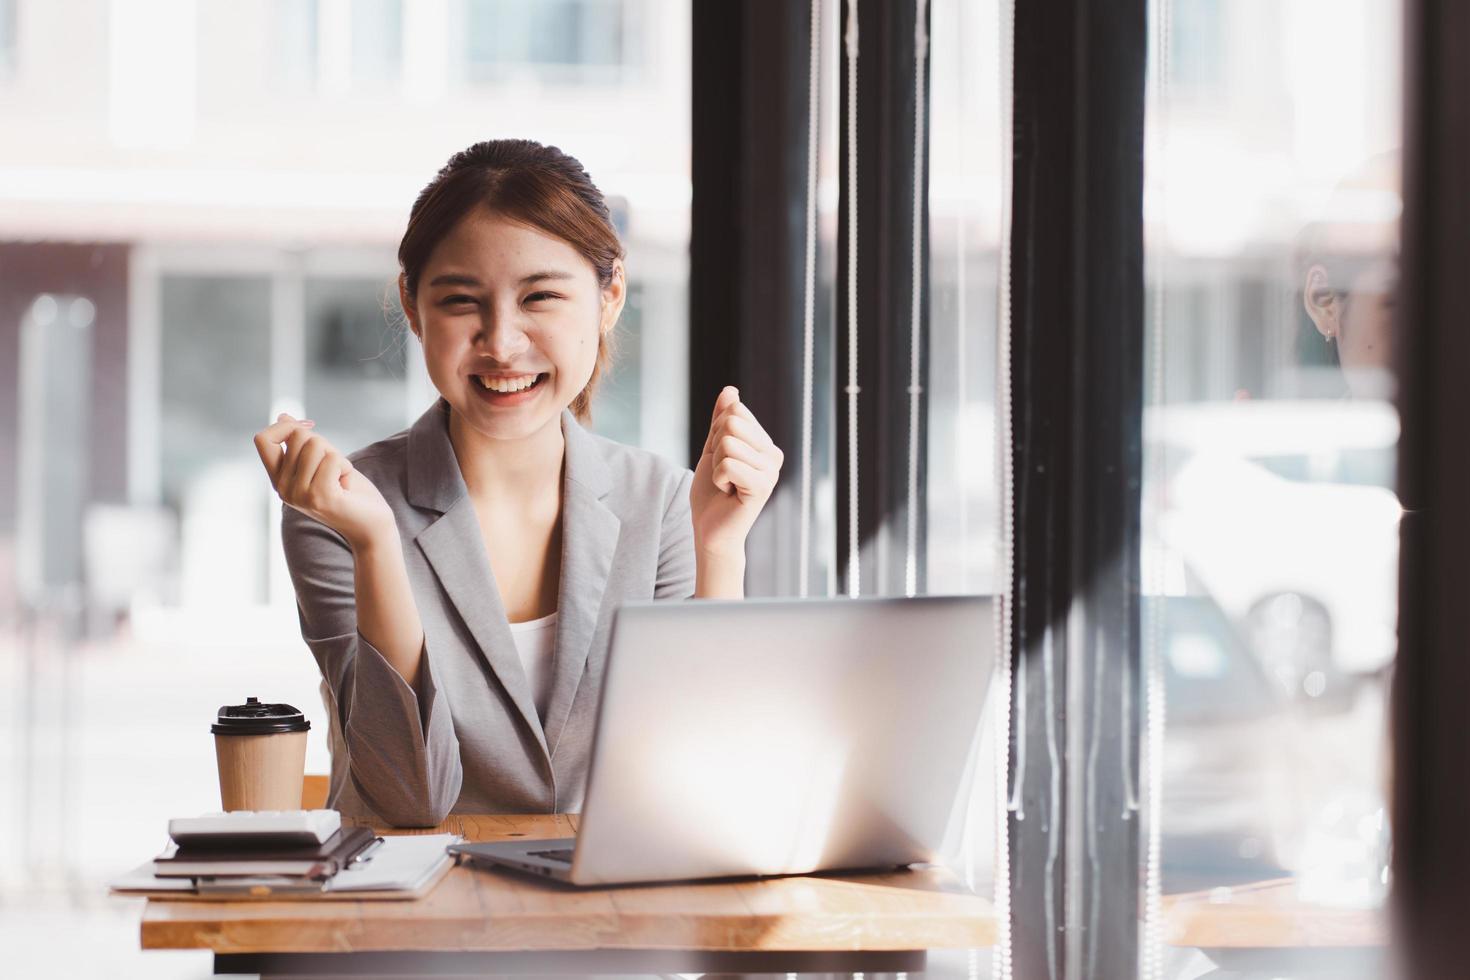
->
xmin=448 ymin=595 xmax=993 ymax=886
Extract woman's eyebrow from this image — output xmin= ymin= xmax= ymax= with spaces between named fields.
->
xmin=519 ymin=270 xmax=576 ymax=286
xmin=426 ymin=271 xmax=575 ymax=288
xmin=427 ymin=273 xmax=482 ymax=288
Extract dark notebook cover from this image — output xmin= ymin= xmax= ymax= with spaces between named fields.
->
xmin=153 ymin=826 xmax=376 ymax=878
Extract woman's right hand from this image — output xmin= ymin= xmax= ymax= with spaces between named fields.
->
xmin=253 ymin=414 xmax=396 ymax=550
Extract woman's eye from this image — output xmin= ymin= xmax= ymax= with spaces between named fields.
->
xmin=441 ymin=294 xmax=477 ymax=308
xmin=525 ymin=291 xmax=560 ymax=305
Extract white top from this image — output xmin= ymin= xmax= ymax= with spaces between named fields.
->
xmin=507 ymin=611 xmax=558 ymax=723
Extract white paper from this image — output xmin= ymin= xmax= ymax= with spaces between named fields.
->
xmin=108 ymin=863 xmax=196 ymax=893
xmin=326 ymin=833 xmax=459 ymax=892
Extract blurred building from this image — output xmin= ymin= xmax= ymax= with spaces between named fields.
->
xmin=0 ymin=0 xmax=691 ymax=616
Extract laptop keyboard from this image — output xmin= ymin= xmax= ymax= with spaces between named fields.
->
xmin=528 ymin=848 xmax=575 ymax=864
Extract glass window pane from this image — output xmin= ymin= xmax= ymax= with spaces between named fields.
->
xmin=159 ymin=274 xmax=273 ymax=605
xmin=927 ymin=0 xmax=1005 ymax=596
xmin=302 ymin=276 xmax=408 ymax=452
xmin=273 ymin=0 xmax=320 ymax=90
xmin=350 ymin=0 xmax=403 ymax=85
xmin=926 ymin=3 xmax=1008 ymax=974
xmin=461 ymin=0 xmax=635 ymax=82
xmin=0 ymin=0 xmax=681 ymax=971
xmin=1142 ymin=0 xmax=1400 ymax=973
xmin=0 ymin=0 xmax=15 ymax=78
xmin=588 ymin=281 xmax=643 ymax=447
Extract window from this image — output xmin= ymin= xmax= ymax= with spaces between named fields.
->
xmin=0 ymin=0 xmax=15 ymax=78
xmin=350 ymin=0 xmax=402 ymax=86
xmin=927 ymin=0 xmax=1005 ymax=596
xmin=1168 ymin=0 xmax=1226 ymax=100
xmin=460 ymin=0 xmax=643 ymax=84
xmin=159 ymin=274 xmax=273 ymax=605
xmin=302 ymin=276 xmax=409 ymax=454
xmin=1 ymin=5 xmax=689 ymax=969
xmin=273 ymin=0 xmax=320 ymax=91
xmin=1142 ymin=0 xmax=1401 ymax=969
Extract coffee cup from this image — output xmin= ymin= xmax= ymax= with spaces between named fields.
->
xmin=212 ymin=697 xmax=311 ymax=811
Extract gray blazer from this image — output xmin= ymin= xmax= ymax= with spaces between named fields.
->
xmin=282 ymin=400 xmax=695 ymax=826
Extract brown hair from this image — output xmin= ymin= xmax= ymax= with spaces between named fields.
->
xmin=398 ymin=139 xmax=625 ymax=421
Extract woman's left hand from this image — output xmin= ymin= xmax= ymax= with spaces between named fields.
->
xmin=690 ymin=386 xmax=784 ymax=560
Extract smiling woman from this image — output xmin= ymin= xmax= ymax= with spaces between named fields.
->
xmin=251 ymin=139 xmax=784 ymax=825
xmin=397 ymin=140 xmax=625 ymax=425
xmin=407 ymin=208 xmax=622 ymax=441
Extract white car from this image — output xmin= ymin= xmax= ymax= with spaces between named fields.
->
xmin=1146 ymin=399 xmax=1401 ymax=704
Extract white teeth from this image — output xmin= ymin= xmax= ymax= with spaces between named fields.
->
xmin=478 ymin=374 xmax=540 ymax=393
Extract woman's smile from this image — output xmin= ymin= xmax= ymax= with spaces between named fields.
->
xmin=470 ymin=371 xmax=551 ymax=407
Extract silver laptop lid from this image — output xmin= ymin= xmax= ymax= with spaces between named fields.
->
xmin=570 ymin=595 xmax=994 ymax=886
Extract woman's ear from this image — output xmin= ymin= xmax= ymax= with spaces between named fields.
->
xmin=398 ymin=275 xmax=421 ymax=340
xmin=1303 ymin=264 xmax=1339 ymax=340
xmin=599 ymin=261 xmax=627 ymax=336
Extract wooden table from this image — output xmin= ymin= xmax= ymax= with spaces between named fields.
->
xmin=141 ymin=813 xmax=996 ymax=977
xmin=1161 ymin=878 xmax=1388 ymax=976
xmin=1162 ymin=878 xmax=1386 ymax=949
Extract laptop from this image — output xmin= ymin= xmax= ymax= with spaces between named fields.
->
xmin=448 ymin=595 xmax=993 ymax=886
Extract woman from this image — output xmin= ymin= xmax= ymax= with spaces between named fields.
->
xmin=253 ymin=140 xmax=783 ymax=827
xmin=1298 ymin=151 xmax=1400 ymax=401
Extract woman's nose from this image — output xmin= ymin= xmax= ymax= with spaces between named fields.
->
xmin=477 ymin=307 xmax=531 ymax=362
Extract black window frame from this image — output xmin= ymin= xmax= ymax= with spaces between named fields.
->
xmin=693 ymin=1 xmax=1145 ymax=970
xmin=1391 ymin=1 xmax=1470 ymax=975
xmin=1006 ymin=0 xmax=1147 ymax=974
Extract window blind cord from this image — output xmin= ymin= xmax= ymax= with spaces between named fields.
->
xmin=1140 ymin=1 xmax=1169 ymax=976
xmin=904 ymin=0 xmax=930 ymax=599
xmin=799 ymin=0 xmax=822 ymax=600
xmin=843 ymin=0 xmax=861 ymax=598
xmin=994 ymin=0 xmax=1017 ymax=976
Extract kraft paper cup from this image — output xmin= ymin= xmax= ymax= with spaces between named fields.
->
xmin=211 ymin=697 xmax=311 ymax=811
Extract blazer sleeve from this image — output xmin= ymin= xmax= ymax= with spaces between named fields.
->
xmin=654 ymin=469 xmax=697 ymax=599
xmin=280 ymin=505 xmax=463 ymax=827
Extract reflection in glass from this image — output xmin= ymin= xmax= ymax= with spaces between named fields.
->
xmin=1142 ymin=0 xmax=1400 ymax=975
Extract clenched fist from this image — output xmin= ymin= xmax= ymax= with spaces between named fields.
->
xmin=253 ymin=414 xmax=396 ymax=550
xmin=689 ymin=386 xmax=784 ymax=559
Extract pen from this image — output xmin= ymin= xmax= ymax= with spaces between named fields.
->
xmin=348 ymin=836 xmax=385 ymax=867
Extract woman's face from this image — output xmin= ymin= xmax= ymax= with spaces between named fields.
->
xmin=1337 ymin=258 xmax=1395 ymax=395
xmin=1304 ymin=254 xmax=1397 ymax=399
xmin=405 ymin=208 xmax=622 ymax=443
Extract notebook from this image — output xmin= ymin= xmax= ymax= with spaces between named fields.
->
xmin=152 ymin=825 xmax=376 ymax=878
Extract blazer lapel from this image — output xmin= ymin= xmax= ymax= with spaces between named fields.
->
xmin=405 ymin=402 xmax=548 ymax=758
xmin=544 ymin=412 xmax=621 ymax=756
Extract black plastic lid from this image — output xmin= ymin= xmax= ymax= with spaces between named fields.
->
xmin=211 ymin=697 xmax=311 ymax=735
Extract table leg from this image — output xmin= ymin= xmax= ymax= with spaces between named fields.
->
xmin=215 ymin=949 xmax=928 ymax=978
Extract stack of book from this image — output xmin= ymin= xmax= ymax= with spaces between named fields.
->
xmin=146 ymin=810 xmax=379 ymax=896
xmin=154 ymin=826 xmax=379 ymax=894
xmin=110 ymin=810 xmax=458 ymax=900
